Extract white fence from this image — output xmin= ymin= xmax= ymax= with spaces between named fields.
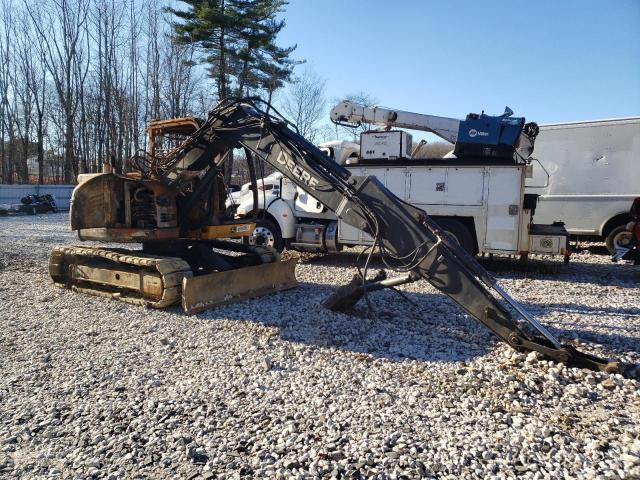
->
xmin=0 ymin=184 xmax=75 ymax=210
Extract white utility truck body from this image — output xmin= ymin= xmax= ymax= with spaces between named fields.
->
xmin=526 ymin=117 xmax=640 ymax=250
xmin=235 ymin=144 xmax=568 ymax=260
xmin=338 ymin=160 xmax=552 ymax=256
xmin=234 ymin=102 xmax=569 ymax=260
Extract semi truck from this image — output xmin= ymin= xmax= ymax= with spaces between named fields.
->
xmin=235 ymin=101 xmax=570 ymax=262
xmin=526 ymin=116 xmax=640 ymax=253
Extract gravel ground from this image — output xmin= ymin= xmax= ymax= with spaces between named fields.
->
xmin=0 ymin=213 xmax=639 ymax=480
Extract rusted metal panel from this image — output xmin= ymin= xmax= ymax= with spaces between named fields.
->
xmin=78 ymin=227 xmax=180 ymax=242
xmin=182 ymin=259 xmax=298 ymax=314
xmin=73 ymin=265 xmax=140 ymax=289
xmin=71 ymin=265 xmax=164 ymax=298
xmin=70 ymin=172 xmax=179 ymax=234
xmin=146 ymin=117 xmax=202 ymax=158
xmin=70 ymin=173 xmax=122 ymax=230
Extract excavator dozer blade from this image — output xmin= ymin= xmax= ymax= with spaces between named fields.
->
xmin=182 ymin=259 xmax=298 ymax=314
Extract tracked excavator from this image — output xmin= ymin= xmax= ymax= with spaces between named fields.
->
xmin=50 ymin=98 xmax=638 ymax=378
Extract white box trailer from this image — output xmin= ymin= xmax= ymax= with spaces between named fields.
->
xmin=526 ymin=117 xmax=640 ymax=251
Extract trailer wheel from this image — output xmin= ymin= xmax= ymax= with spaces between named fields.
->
xmin=605 ymin=225 xmax=633 ymax=255
xmin=436 ymin=219 xmax=475 ymax=255
xmin=244 ymin=219 xmax=284 ymax=253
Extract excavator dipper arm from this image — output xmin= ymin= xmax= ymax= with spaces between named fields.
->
xmin=166 ymin=99 xmax=638 ymax=378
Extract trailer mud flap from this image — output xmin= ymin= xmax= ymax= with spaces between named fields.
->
xmin=181 ymin=259 xmax=298 ymax=314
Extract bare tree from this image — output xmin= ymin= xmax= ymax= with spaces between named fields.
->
xmin=0 ymin=0 xmax=229 ymax=184
xmin=144 ymin=2 xmax=162 ymax=125
xmin=16 ymin=16 xmax=49 ymax=184
xmin=0 ymin=0 xmax=14 ymax=183
xmin=12 ymin=18 xmax=35 ymax=183
xmin=162 ymin=34 xmax=198 ymax=119
xmin=281 ymin=68 xmax=328 ymax=143
xmin=27 ymin=0 xmax=91 ymax=183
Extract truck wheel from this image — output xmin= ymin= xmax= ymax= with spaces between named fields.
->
xmin=605 ymin=225 xmax=633 ymax=254
xmin=436 ymin=219 xmax=475 ymax=255
xmin=245 ymin=219 xmax=284 ymax=253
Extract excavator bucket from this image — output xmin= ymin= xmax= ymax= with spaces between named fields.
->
xmin=181 ymin=259 xmax=298 ymax=314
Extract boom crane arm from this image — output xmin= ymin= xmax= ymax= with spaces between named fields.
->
xmin=163 ymin=98 xmax=637 ymax=378
xmin=329 ymin=100 xmax=540 ymax=161
xmin=330 ymin=100 xmax=461 ymax=143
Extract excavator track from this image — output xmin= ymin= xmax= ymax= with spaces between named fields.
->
xmin=49 ymin=244 xmax=299 ymax=313
xmin=49 ymin=245 xmax=193 ymax=308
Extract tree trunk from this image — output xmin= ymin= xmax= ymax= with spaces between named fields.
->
xmin=37 ymin=116 xmax=44 ymax=185
xmin=64 ymin=113 xmax=74 ymax=183
xmin=6 ymin=129 xmax=15 ymax=184
xmin=0 ymin=108 xmax=5 ymax=183
xmin=218 ymin=0 xmax=227 ymax=100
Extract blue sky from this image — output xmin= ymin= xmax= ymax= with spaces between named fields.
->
xmin=277 ymin=0 xmax=640 ymax=125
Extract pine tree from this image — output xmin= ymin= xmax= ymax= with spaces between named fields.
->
xmin=168 ymin=0 xmax=299 ymax=102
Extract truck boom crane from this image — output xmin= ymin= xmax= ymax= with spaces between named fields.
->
xmin=331 ymin=100 xmax=461 ymax=143
xmin=52 ymin=98 xmax=637 ymax=379
xmin=330 ymin=100 xmax=538 ymax=160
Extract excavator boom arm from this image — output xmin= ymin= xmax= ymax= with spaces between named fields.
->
xmin=163 ymin=98 xmax=636 ymax=378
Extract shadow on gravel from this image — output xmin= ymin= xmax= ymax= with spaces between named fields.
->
xmin=520 ymin=301 xmax=640 ymax=354
xmin=205 ymin=278 xmax=640 ymax=365
xmin=0 ymin=250 xmax=47 ymax=273
xmin=523 ymin=301 xmax=640 ymax=318
xmin=201 ymin=251 xmax=640 ymax=364
xmin=572 ymin=244 xmax=611 ymax=256
xmin=199 ymin=281 xmax=496 ymax=364
xmin=553 ymin=328 xmax=640 ymax=355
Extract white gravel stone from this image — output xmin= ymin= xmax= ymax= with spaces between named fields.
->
xmin=0 ymin=213 xmax=639 ymax=479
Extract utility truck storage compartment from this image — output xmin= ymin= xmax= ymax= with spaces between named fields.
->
xmin=528 ymin=223 xmax=569 ymax=255
xmin=337 ymin=161 xmax=569 ymax=261
xmin=408 ymin=167 xmax=485 ymax=206
xmin=360 ymin=131 xmax=412 ymax=160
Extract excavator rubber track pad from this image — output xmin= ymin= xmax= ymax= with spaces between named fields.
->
xmin=182 ymin=259 xmax=298 ymax=314
xmin=49 ymin=245 xmax=192 ymax=308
